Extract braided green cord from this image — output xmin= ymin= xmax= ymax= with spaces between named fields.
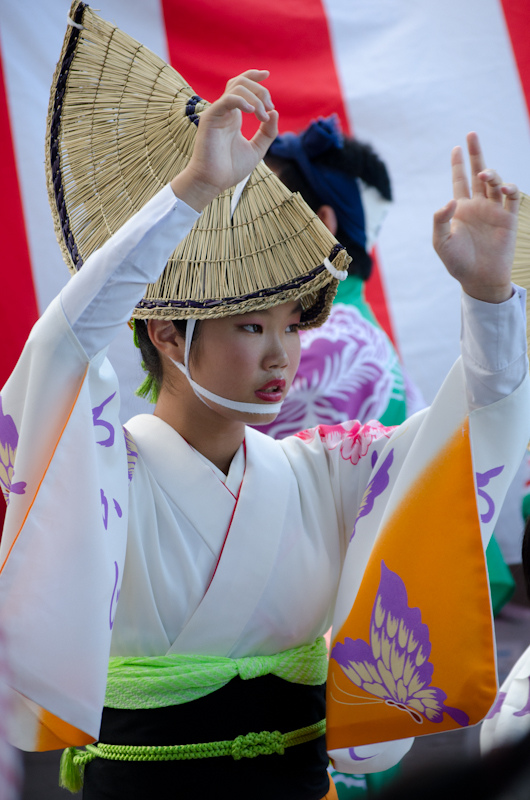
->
xmin=60 ymin=640 xmax=328 ymax=791
xmin=105 ymin=637 xmax=328 ymax=709
xmin=68 ymin=718 xmax=325 ymax=766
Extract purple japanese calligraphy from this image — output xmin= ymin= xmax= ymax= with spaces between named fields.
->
xmin=100 ymin=489 xmax=123 ymax=531
xmin=476 ymin=465 xmax=505 ymax=524
xmin=92 ymin=392 xmax=116 ymax=447
xmin=485 ymin=691 xmax=507 ymax=720
xmin=514 ymin=680 xmax=530 ymax=719
xmin=347 ymin=748 xmax=371 ymax=762
xmin=92 ymin=397 xmax=129 ymax=530
xmin=109 ymin=561 xmax=120 ymax=630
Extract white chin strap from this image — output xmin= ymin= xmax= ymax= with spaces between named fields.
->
xmin=170 ymin=319 xmax=284 ymax=415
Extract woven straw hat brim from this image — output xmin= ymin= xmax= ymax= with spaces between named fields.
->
xmin=511 ymin=192 xmax=530 ymax=358
xmin=46 ymin=1 xmax=350 ymax=328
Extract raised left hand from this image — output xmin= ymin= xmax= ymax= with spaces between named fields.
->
xmin=432 ymin=132 xmax=520 ymax=303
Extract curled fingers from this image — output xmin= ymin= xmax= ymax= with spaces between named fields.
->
xmin=479 ymin=169 xmax=504 ymax=202
xmin=502 ymin=182 xmax=521 ymax=215
xmin=224 ymin=72 xmax=274 ymax=120
xmin=479 ymin=169 xmax=520 ymax=215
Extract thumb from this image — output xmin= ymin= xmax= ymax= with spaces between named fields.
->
xmin=432 ymin=198 xmax=456 ymax=251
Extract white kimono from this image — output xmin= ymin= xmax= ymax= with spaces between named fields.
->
xmin=0 ymin=186 xmax=528 ymax=774
xmin=481 ymin=643 xmax=530 ymax=753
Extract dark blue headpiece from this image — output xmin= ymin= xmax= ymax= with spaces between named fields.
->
xmin=268 ymin=115 xmax=366 ymax=251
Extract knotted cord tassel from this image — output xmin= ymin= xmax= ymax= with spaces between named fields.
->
xmin=59 ymin=747 xmax=85 ymax=793
xmin=135 ymin=372 xmax=159 ymax=404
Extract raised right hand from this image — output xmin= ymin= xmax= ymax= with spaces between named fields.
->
xmin=171 ymin=70 xmax=279 ymax=212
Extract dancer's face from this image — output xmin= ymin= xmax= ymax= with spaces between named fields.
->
xmin=188 ymin=300 xmax=302 ymax=424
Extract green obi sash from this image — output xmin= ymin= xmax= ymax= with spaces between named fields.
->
xmin=60 ymin=638 xmax=328 ymax=792
xmin=104 ymin=636 xmax=328 ymax=709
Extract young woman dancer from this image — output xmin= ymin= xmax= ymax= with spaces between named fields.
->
xmin=1 ymin=61 xmax=529 ymax=800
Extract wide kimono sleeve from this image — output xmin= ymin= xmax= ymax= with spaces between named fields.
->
xmin=480 ymin=642 xmax=530 ymax=753
xmin=283 ymin=286 xmax=530 ymax=773
xmin=0 ymin=186 xmax=199 ymax=751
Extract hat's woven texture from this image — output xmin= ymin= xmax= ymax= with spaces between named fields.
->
xmin=511 ymin=192 xmax=530 ymax=358
xmin=46 ymin=1 xmax=350 ymax=326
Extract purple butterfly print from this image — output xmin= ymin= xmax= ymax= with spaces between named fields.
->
xmin=0 ymin=395 xmax=26 ymax=504
xmin=92 ymin=392 xmax=117 ymax=447
xmin=350 ymin=449 xmax=394 ymax=541
xmin=476 ymin=466 xmax=505 ymax=524
xmin=331 ymin=562 xmax=469 ymax=727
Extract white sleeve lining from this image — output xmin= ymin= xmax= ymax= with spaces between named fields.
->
xmin=60 ymin=185 xmax=200 ymax=359
xmin=461 ymin=285 xmax=528 ymax=410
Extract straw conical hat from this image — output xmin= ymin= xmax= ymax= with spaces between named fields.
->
xmin=46 ymin=1 xmax=350 ymax=327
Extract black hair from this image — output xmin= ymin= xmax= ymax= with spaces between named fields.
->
xmin=134 ymin=318 xmax=201 ymax=403
xmin=265 ymin=138 xmax=392 ymax=281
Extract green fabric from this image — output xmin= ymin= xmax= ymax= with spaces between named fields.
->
xmin=105 ymin=637 xmax=328 ymax=709
xmin=331 ymin=763 xmax=401 ymax=798
xmin=365 ymin=764 xmax=401 ymax=795
xmin=334 ymin=275 xmax=379 ymax=327
xmin=485 ymin=534 xmax=515 ymax=615
xmin=330 ymin=769 xmax=368 ymax=798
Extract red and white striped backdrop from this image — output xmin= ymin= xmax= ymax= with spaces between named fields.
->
xmin=1 ymin=0 xmax=529 ymax=421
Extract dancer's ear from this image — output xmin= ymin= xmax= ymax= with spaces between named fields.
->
xmin=147 ymin=319 xmax=184 ymax=364
xmin=317 ymin=204 xmax=338 ymax=235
